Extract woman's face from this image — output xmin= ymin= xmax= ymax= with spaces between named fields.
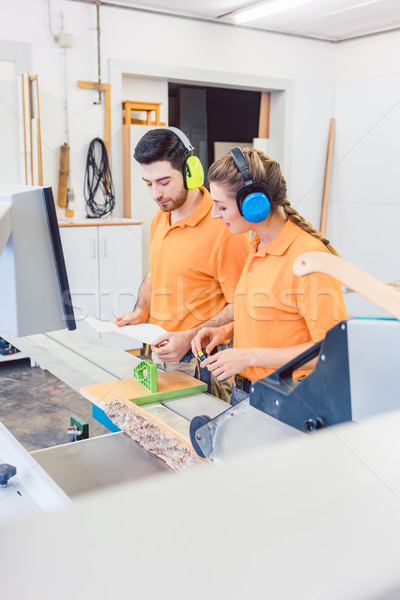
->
xmin=210 ymin=182 xmax=250 ymax=234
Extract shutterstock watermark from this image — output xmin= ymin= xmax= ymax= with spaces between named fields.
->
xmin=235 ymin=275 xmax=343 ymax=323
xmin=64 ymin=275 xmax=343 ymax=325
xmin=62 ymin=288 xmax=138 ymax=322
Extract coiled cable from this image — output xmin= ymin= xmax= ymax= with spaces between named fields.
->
xmin=84 ymin=138 xmax=115 ymax=218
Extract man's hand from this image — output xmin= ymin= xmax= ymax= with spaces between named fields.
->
xmin=201 ymin=348 xmax=252 ymax=381
xmin=114 ymin=308 xmax=148 ymax=327
xmin=151 ymin=331 xmax=192 ymax=363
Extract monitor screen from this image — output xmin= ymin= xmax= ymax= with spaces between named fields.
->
xmin=0 ymin=186 xmax=76 ymax=336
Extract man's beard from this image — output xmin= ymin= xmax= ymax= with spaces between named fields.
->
xmin=157 ymin=188 xmax=188 ymax=212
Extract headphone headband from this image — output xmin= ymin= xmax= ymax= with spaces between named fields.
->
xmin=229 ymin=146 xmax=252 ymax=184
xmin=168 ymin=127 xmax=194 ymax=154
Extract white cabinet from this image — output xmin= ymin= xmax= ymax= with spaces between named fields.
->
xmin=59 ymin=220 xmax=143 ymax=350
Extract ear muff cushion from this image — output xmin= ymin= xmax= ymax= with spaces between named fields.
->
xmin=236 ymin=181 xmax=272 ymax=223
xmin=241 ymin=192 xmax=271 ymax=223
xmin=184 ymin=156 xmax=204 ymax=189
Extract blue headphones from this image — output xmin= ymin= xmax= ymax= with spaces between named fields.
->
xmin=229 ymin=147 xmax=271 ymax=223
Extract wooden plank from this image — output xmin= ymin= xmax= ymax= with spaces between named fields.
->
xmin=104 ymin=82 xmax=110 ymax=156
xmin=30 ymin=75 xmax=43 ymax=185
xmin=81 ymin=370 xmax=207 ymax=407
xmin=123 ymin=100 xmax=162 ymax=108
xmin=36 ymin=117 xmax=43 ymax=186
xmin=20 ymin=73 xmax=32 ymax=185
xmin=129 ymin=118 xmax=166 ymax=126
xmin=293 ymin=251 xmax=400 ymax=320
xmin=258 ymin=91 xmax=270 ymax=139
xmin=57 ymin=143 xmax=69 ymax=208
xmin=320 ymin=118 xmax=335 ymax=236
xmin=31 ymin=118 xmax=39 ymax=185
xmin=78 ymin=80 xmax=111 ymax=91
xmin=105 ymin=394 xmax=205 ymax=471
xmin=27 ymin=73 xmax=33 ymax=184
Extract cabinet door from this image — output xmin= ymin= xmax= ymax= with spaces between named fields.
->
xmin=98 ymin=225 xmax=142 ymax=349
xmin=59 ymin=227 xmax=100 ymax=336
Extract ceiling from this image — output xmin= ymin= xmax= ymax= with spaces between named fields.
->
xmin=88 ymin=0 xmax=400 ymax=42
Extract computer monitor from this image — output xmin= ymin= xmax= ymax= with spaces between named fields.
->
xmin=0 ymin=186 xmax=76 ymax=336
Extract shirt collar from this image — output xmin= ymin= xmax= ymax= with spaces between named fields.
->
xmin=168 ymin=187 xmax=212 ymax=228
xmin=251 ymin=219 xmax=301 ymax=256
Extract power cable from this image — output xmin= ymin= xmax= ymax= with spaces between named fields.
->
xmin=84 ymin=137 xmax=115 ymax=218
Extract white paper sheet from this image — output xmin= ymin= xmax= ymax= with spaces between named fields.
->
xmin=85 ymin=317 xmax=167 ymax=345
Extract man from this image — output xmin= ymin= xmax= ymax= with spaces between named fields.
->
xmin=115 ymin=127 xmax=249 ymax=390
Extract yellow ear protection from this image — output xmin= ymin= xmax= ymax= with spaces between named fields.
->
xmin=168 ymin=127 xmax=204 ymax=190
xmin=229 ymin=146 xmax=272 ymax=223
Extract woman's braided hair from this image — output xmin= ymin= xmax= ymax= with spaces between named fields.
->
xmin=208 ymin=147 xmax=339 ymax=256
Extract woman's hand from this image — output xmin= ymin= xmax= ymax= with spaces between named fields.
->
xmin=191 ymin=325 xmax=231 ymax=356
xmin=201 ymin=348 xmax=252 ymax=381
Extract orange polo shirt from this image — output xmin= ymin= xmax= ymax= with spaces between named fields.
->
xmin=149 ymin=187 xmax=250 ymax=332
xmin=234 ymin=219 xmax=347 ymax=381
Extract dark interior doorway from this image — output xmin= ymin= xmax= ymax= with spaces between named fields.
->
xmin=169 ymin=83 xmax=261 ymax=173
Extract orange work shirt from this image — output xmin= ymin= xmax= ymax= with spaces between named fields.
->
xmin=149 ymin=187 xmax=250 ymax=332
xmin=234 ymin=219 xmax=347 ymax=381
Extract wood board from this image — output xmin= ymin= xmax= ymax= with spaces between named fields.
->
xmin=293 ymin=251 xmax=400 ymax=320
xmin=105 ymin=395 xmax=206 ymax=471
xmin=80 ymin=369 xmax=207 ymax=407
xmin=320 ymin=118 xmax=335 ymax=236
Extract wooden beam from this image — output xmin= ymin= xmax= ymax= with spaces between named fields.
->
xmin=320 ymin=118 xmax=335 ymax=237
xmin=294 ymin=251 xmax=400 ymax=321
xmin=77 ymin=80 xmax=111 ymax=92
xmin=129 ymin=118 xmax=166 ymax=126
xmin=105 ymin=395 xmax=206 ymax=472
xmin=30 ymin=75 xmax=43 ymax=186
xmin=28 ymin=75 xmax=33 ymax=184
xmin=57 ymin=143 xmax=70 ymax=208
xmin=258 ymin=91 xmax=270 ymax=139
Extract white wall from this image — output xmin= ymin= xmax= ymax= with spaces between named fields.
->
xmin=0 ymin=59 xmax=19 ymax=185
xmin=1 ymin=0 xmax=400 ymax=296
xmin=289 ymin=80 xmax=336 ymax=226
xmin=0 ymin=0 xmax=336 ymax=220
xmin=329 ymin=32 xmax=400 ymax=287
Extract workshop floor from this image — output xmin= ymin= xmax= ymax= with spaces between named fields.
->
xmin=0 ymin=357 xmax=109 ymax=452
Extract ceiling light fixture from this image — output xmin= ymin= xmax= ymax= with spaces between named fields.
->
xmin=233 ymin=0 xmax=316 ymax=24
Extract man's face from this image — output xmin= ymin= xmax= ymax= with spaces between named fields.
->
xmin=141 ymin=161 xmax=188 ymax=212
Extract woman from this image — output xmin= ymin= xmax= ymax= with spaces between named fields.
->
xmin=191 ymin=147 xmax=347 ymax=405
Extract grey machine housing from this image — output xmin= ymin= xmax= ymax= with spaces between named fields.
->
xmin=190 ymin=319 xmax=400 ymax=460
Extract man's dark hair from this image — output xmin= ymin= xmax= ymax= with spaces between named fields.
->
xmin=134 ymin=128 xmax=188 ymax=172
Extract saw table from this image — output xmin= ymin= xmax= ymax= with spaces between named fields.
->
xmin=1 ymin=328 xmax=228 ymax=491
xmin=2 ymin=328 xmax=227 ymax=421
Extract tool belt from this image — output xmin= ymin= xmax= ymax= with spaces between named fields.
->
xmin=234 ymin=375 xmax=252 ymax=393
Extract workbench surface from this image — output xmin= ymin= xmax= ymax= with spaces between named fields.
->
xmin=2 ymin=328 xmax=227 ymax=491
